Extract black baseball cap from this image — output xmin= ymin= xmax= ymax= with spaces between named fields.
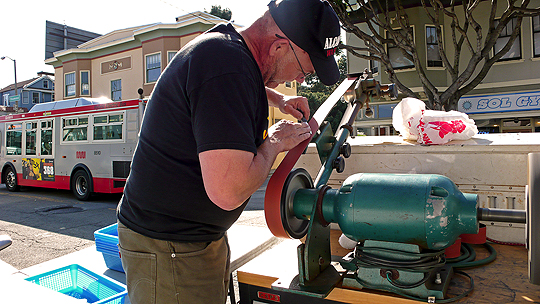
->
xmin=269 ymin=0 xmax=341 ymax=86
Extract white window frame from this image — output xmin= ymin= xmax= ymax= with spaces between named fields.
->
xmin=32 ymin=92 xmax=40 ymax=104
xmin=43 ymin=80 xmax=49 ymax=89
xmin=111 ymin=79 xmax=122 ymax=101
xmin=6 ymin=123 xmax=23 ymax=156
xmin=40 ymin=119 xmax=54 ymax=156
xmin=61 ymin=115 xmax=89 ymax=144
xmin=167 ymin=51 xmax=177 ymax=64
xmin=92 ymin=111 xmax=125 ymax=142
xmin=145 ymin=52 xmax=162 ymax=84
xmin=65 ymin=72 xmax=76 ymax=97
xmin=425 ymin=25 xmax=444 ymax=69
xmin=493 ymin=17 xmax=522 ymax=62
xmin=22 ymin=91 xmax=29 ymax=104
xmin=532 ymin=15 xmax=540 ymax=58
xmin=370 ymin=54 xmax=379 ymax=75
xmin=80 ymin=70 xmax=90 ymax=96
xmin=24 ymin=121 xmax=38 ymax=156
xmin=385 ymin=26 xmax=416 ymax=70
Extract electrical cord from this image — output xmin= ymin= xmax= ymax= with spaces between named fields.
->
xmin=386 ymin=271 xmax=430 ymax=289
xmin=356 ymin=270 xmax=474 ymax=303
xmin=352 ymin=244 xmax=476 ymax=303
xmin=354 ymin=245 xmax=446 ymax=273
xmin=447 ymin=243 xmax=497 ymax=269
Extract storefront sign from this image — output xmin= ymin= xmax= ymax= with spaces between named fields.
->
xmin=458 ymin=91 xmax=540 ymax=114
xmin=101 ymin=57 xmax=131 ymax=74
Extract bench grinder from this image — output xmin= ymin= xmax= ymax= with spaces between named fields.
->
xmin=263 ymin=71 xmax=538 ymax=301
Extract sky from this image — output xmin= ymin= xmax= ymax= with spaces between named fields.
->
xmin=0 ymin=0 xmax=268 ymax=90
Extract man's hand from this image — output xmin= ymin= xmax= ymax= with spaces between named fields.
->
xmin=278 ymin=95 xmax=310 ymax=121
xmin=266 ymin=87 xmax=310 ymax=121
xmin=267 ymin=119 xmax=312 ymax=153
xmin=198 ymin=120 xmax=311 ymax=211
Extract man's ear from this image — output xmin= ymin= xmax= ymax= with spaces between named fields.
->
xmin=269 ymin=38 xmax=289 ymax=57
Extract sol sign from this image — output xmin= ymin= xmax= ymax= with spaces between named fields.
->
xmin=458 ymin=91 xmax=540 ymax=114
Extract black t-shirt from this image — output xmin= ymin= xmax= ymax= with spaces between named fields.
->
xmin=117 ymin=23 xmax=268 ymax=242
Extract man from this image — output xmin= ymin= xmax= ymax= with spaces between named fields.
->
xmin=116 ymin=0 xmax=341 ymax=303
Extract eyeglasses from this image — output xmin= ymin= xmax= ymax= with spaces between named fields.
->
xmin=275 ymin=34 xmax=312 ymax=78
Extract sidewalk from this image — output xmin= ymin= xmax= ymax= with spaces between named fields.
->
xmin=0 ymin=170 xmax=279 ymax=303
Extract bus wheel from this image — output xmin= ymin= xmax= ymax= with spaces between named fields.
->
xmin=72 ymin=170 xmax=92 ymax=201
xmin=4 ymin=167 xmax=20 ymax=192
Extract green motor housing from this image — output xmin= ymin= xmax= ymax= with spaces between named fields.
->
xmin=293 ymin=173 xmax=479 ymax=250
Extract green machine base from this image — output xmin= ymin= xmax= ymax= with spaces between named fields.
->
xmin=340 ymin=240 xmax=452 ymax=300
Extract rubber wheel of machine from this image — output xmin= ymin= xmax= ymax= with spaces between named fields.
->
xmin=265 ymin=119 xmax=319 ymax=238
xmin=280 ymin=168 xmax=313 ymax=239
xmin=4 ymin=166 xmax=20 ymax=192
xmin=72 ymin=170 xmax=92 ymax=201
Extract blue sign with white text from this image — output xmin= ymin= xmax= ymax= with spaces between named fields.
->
xmin=458 ymin=91 xmax=540 ymax=114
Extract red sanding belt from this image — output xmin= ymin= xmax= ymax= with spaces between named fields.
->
xmin=264 ymin=77 xmax=358 ymax=238
xmin=264 ymin=119 xmax=319 ymax=238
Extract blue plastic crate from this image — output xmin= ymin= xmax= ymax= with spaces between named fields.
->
xmin=94 ymin=224 xmax=124 ymax=273
xmin=94 ymin=223 xmax=119 ymax=246
xmin=25 ymin=264 xmax=127 ymax=304
xmin=101 ymin=251 xmax=124 ymax=273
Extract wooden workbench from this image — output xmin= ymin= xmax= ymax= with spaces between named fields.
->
xmin=238 ymin=231 xmax=540 ymax=303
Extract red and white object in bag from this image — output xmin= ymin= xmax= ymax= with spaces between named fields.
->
xmin=393 ymin=98 xmax=478 ymax=145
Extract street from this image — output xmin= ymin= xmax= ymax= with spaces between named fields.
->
xmin=0 ymin=184 xmax=120 ymax=269
xmin=0 ymin=175 xmax=268 ymax=271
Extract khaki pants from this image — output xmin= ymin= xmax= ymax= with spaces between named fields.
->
xmin=117 ymin=221 xmax=230 ymax=304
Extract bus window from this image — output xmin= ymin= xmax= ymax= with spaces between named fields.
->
xmin=62 ymin=116 xmax=88 ymax=142
xmin=93 ymin=113 xmax=123 ymax=140
xmin=26 ymin=122 xmax=37 ymax=155
xmin=41 ymin=120 xmax=53 ymax=156
xmin=6 ymin=123 xmax=22 ymax=155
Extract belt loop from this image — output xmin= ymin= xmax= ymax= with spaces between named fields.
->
xmin=167 ymin=242 xmax=176 ymax=258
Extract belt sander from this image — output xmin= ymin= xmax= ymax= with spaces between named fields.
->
xmin=263 ymin=71 xmax=540 ymax=301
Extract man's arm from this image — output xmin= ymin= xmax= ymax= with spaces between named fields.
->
xmin=266 ymin=87 xmax=310 ymax=121
xmin=199 ymin=119 xmax=311 ymax=211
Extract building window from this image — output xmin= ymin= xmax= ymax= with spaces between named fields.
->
xmin=426 ymin=26 xmax=443 ymax=67
xmin=494 ymin=17 xmax=521 ymax=61
xmin=168 ymin=51 xmax=177 ymax=64
xmin=81 ymin=71 xmax=90 ymax=96
xmin=370 ymin=56 xmax=379 ymax=74
xmin=43 ymin=80 xmax=48 ymax=89
xmin=23 ymin=91 xmax=29 ymax=104
xmin=65 ymin=72 xmax=76 ymax=97
xmin=32 ymin=92 xmax=40 ymax=104
xmin=533 ymin=15 xmax=540 ymax=57
xmin=3 ymin=94 xmax=8 ymax=106
xmin=387 ymin=28 xmax=415 ymax=69
xmin=111 ymin=79 xmax=121 ymax=101
xmin=146 ymin=53 xmax=161 ymax=83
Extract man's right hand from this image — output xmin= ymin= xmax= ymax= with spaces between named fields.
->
xmin=267 ymin=119 xmax=312 ymax=153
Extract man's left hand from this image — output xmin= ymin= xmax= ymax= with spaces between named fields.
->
xmin=279 ymin=95 xmax=310 ymax=121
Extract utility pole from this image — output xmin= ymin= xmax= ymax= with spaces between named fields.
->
xmin=1 ymin=56 xmax=18 ymax=111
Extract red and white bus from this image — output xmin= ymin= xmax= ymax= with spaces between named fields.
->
xmin=0 ymin=97 xmax=145 ymax=200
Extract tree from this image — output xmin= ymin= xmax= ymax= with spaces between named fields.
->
xmin=329 ymin=0 xmax=540 ymax=110
xmin=299 ymin=50 xmax=348 ymax=133
xmin=206 ymin=5 xmax=232 ymax=21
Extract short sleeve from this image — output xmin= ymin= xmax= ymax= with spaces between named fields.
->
xmin=190 ymin=73 xmax=260 ymax=155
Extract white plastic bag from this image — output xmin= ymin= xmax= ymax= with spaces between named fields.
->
xmin=392 ymin=97 xmax=425 ymax=141
xmin=392 ymin=98 xmax=478 ymax=145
